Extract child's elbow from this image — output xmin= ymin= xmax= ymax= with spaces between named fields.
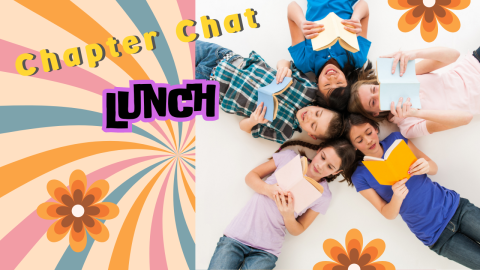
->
xmin=453 ymin=49 xmax=461 ymax=61
xmin=462 ymin=113 xmax=474 ymax=126
xmin=288 ymin=1 xmax=298 ymax=10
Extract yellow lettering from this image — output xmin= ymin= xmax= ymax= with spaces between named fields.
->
xmin=15 ymin=53 xmax=38 ymax=76
xmin=122 ymin=36 xmax=142 ymax=54
xmin=85 ymin=43 xmax=105 ymax=68
xmin=200 ymin=16 xmax=222 ymax=38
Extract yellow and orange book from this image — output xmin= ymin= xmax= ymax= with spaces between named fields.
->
xmin=362 ymin=139 xmax=417 ymax=186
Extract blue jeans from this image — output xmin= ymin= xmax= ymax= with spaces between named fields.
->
xmin=195 ymin=40 xmax=242 ymax=80
xmin=208 ymin=236 xmax=278 ymax=270
xmin=430 ymin=198 xmax=480 ymax=268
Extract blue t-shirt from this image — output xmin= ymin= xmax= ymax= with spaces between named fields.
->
xmin=351 ymin=132 xmax=459 ymax=246
xmin=289 ymin=0 xmax=371 ymax=76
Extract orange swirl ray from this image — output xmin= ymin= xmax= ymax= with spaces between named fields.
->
xmin=108 ymin=159 xmax=174 ymax=270
xmin=0 ymin=141 xmax=167 ymax=198
xmin=15 ymin=0 xmax=150 ymax=80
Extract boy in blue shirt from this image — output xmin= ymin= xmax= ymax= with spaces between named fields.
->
xmin=287 ymin=0 xmax=371 ymax=110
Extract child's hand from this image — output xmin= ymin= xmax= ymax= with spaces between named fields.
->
xmin=275 ymin=191 xmax=295 ymax=218
xmin=390 ymin=97 xmax=418 ymax=120
xmin=409 ymin=158 xmax=430 ymax=176
xmin=342 ymin=19 xmax=362 ymax=35
xmin=301 ymin=20 xmax=324 ymax=39
xmin=380 ymin=50 xmax=418 ymax=76
xmin=276 ymin=66 xmax=292 ymax=84
xmin=266 ymin=184 xmax=285 ymax=201
xmin=392 ymin=178 xmax=409 ymax=200
xmin=250 ymin=102 xmax=269 ymax=124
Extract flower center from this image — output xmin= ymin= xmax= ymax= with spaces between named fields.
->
xmin=348 ymin=264 xmax=361 ymax=270
xmin=72 ymin=204 xmax=85 ymax=218
xmin=423 ymin=0 xmax=436 ymax=8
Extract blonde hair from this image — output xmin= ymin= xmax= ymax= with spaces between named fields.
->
xmin=348 ymin=67 xmax=390 ymax=122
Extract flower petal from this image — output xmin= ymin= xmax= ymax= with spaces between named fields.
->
xmin=83 ymin=216 xmax=110 ymax=242
xmin=86 ymin=202 xmax=119 ymax=220
xmin=388 ymin=0 xmax=420 ymax=10
xmin=420 ymin=12 xmax=439 ymax=42
xmin=83 ymin=180 xmax=109 ymax=207
xmin=439 ymin=0 xmax=470 ymax=10
xmin=46 ymin=216 xmax=73 ymax=242
xmin=70 ymin=170 xmax=87 ymax=203
xmin=398 ymin=6 xmax=424 ymax=32
xmin=345 ymin=229 xmax=363 ymax=261
xmin=37 ymin=202 xmax=68 ymax=220
xmin=359 ymin=239 xmax=386 ymax=265
xmin=47 ymin=179 xmax=73 ymax=206
xmin=69 ymin=225 xmax=87 ymax=252
xmin=313 ymin=261 xmax=347 ymax=270
xmin=366 ymin=261 xmax=396 ymax=270
xmin=323 ymin=239 xmax=349 ymax=264
xmin=436 ymin=6 xmax=461 ymax=32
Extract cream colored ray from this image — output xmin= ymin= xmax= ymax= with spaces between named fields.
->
xmin=128 ymin=160 xmax=173 ymax=269
xmin=180 ymin=157 xmax=196 ymax=195
xmin=0 ymin=72 xmax=101 ymax=112
xmin=71 ymin=0 xmax=167 ymax=83
xmin=146 ymin=0 xmax=193 ymax=81
xmin=82 ymin=159 xmax=170 ymax=270
xmin=1 ymin=1 xmax=130 ymax=86
xmin=163 ymin=162 xmax=189 ymax=270
xmin=16 ymin=234 xmax=70 ymax=270
xmin=0 ymin=151 xmax=167 ymax=240
xmin=176 ymin=159 xmax=195 ymax=239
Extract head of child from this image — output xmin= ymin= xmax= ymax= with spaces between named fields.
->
xmin=296 ymin=106 xmax=343 ymax=140
xmin=277 ymin=138 xmax=356 ymax=182
xmin=342 ymin=113 xmax=382 ymax=185
xmin=316 ymin=60 xmax=374 ymax=112
xmin=348 ymin=79 xmax=391 ymax=122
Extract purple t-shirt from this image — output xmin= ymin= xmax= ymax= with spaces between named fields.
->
xmin=223 ymin=150 xmax=332 ymax=257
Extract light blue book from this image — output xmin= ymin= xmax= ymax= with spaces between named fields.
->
xmin=256 ymin=77 xmax=293 ymax=122
xmin=377 ymin=58 xmax=422 ymax=111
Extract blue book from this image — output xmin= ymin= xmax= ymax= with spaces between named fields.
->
xmin=376 ymin=58 xmax=422 ymax=111
xmin=256 ymin=77 xmax=293 ymax=122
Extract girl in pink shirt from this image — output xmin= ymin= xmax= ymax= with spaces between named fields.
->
xmin=207 ymin=139 xmax=355 ymax=270
xmin=347 ymin=46 xmax=477 ymax=138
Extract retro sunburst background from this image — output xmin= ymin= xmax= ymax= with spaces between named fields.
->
xmin=0 ymin=0 xmax=195 ymax=269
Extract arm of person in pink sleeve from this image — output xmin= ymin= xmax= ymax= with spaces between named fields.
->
xmin=400 ymin=118 xmax=430 ymax=139
xmin=391 ymin=99 xmax=473 ymax=137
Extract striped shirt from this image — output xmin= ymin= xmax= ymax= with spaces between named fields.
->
xmin=212 ymin=51 xmax=318 ymax=144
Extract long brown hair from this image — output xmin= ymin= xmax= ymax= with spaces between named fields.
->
xmin=342 ymin=114 xmax=380 ymax=186
xmin=347 ymin=64 xmax=390 ymax=122
xmin=274 ymin=138 xmax=356 ymax=183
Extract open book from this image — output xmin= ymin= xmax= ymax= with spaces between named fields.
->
xmin=257 ymin=77 xmax=293 ymax=122
xmin=311 ymin=12 xmax=359 ymax=53
xmin=275 ymin=154 xmax=324 ymax=213
xmin=362 ymin=139 xmax=417 ymax=185
xmin=376 ymin=58 xmax=422 ymax=110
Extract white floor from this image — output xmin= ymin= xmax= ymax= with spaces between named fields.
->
xmin=196 ymin=0 xmax=480 ymax=269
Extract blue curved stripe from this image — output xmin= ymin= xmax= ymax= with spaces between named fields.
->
xmin=173 ymin=161 xmax=195 ymax=269
xmin=181 ymin=157 xmax=195 ymax=169
xmin=0 ymin=106 xmax=173 ymax=152
xmin=177 ymin=122 xmax=183 ymax=151
xmin=55 ymin=158 xmax=172 ymax=270
xmin=116 ymin=0 xmax=179 ymax=84
xmin=183 ymin=146 xmax=195 ymax=154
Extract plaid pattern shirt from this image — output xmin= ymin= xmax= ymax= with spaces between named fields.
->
xmin=212 ymin=51 xmax=318 ymax=144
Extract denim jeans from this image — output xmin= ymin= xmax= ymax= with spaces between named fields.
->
xmin=195 ymin=40 xmax=242 ymax=80
xmin=430 ymin=198 xmax=480 ymax=268
xmin=474 ymin=46 xmax=480 ymax=63
xmin=208 ymin=236 xmax=278 ymax=270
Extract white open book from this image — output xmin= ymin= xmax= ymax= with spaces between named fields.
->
xmin=311 ymin=12 xmax=359 ymax=53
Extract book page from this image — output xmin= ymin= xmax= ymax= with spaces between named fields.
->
xmin=275 ymin=154 xmax=303 ymax=191
xmin=256 ymin=78 xmax=292 ymax=121
xmin=311 ymin=13 xmax=337 ymax=51
xmin=257 ymin=91 xmax=276 ymax=122
xmin=363 ymin=156 xmax=385 ymax=161
xmin=289 ymin=179 xmax=322 ymax=214
xmin=335 ymin=14 xmax=359 ymax=52
xmin=384 ymin=139 xmax=402 ymax=160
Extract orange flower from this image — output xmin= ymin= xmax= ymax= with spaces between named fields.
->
xmin=389 ymin=0 xmax=470 ymax=42
xmin=37 ymin=170 xmax=119 ymax=252
xmin=314 ymin=229 xmax=395 ymax=270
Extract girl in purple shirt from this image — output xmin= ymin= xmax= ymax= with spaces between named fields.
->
xmin=208 ymin=138 xmax=355 ymax=270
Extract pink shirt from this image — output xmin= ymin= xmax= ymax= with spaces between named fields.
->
xmin=391 ymin=55 xmax=480 ymax=138
xmin=223 ymin=150 xmax=332 ymax=256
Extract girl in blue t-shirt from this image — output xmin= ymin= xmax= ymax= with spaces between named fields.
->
xmin=287 ymin=0 xmax=372 ymax=111
xmin=342 ymin=113 xmax=480 ymax=268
